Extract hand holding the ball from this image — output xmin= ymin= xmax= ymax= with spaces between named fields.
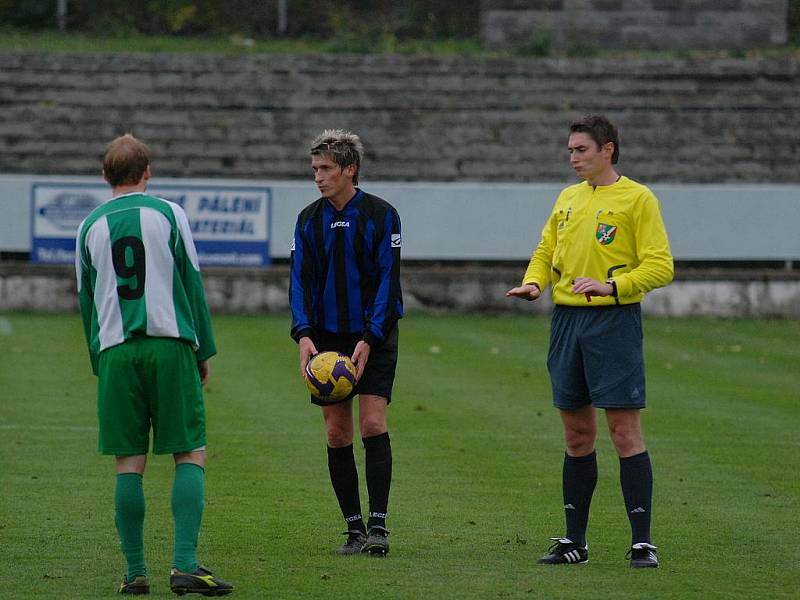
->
xmin=352 ymin=340 xmax=371 ymax=381
xmin=298 ymin=336 xmax=318 ymax=379
xmin=305 ymin=351 xmax=358 ymax=403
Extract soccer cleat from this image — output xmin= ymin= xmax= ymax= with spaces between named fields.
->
xmin=335 ymin=530 xmax=367 ymax=555
xmin=537 ymin=537 xmax=589 ymax=565
xmin=362 ymin=526 xmax=390 ymax=556
xmin=627 ymin=542 xmax=659 ymax=568
xmin=119 ymin=575 xmax=150 ymax=595
xmin=170 ymin=566 xmax=233 ymax=596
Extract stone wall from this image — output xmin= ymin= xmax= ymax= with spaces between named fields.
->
xmin=0 ymin=51 xmax=798 ymax=183
xmin=2 ymin=264 xmax=800 ymax=318
xmin=481 ymin=0 xmax=788 ymax=51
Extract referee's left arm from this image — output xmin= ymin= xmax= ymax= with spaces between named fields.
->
xmin=612 ymin=192 xmax=674 ymax=298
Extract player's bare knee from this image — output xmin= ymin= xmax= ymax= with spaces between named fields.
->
xmin=174 ymin=448 xmax=206 ymax=468
xmin=359 ymin=417 xmax=387 ymax=439
xmin=564 ymin=429 xmax=595 ymax=455
xmin=564 ymin=419 xmax=596 ymax=444
xmin=565 ymin=440 xmax=595 ymax=456
xmin=326 ymin=424 xmax=354 ymax=447
xmin=610 ymin=428 xmax=643 ymax=456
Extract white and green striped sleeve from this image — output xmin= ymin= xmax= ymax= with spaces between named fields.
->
xmin=169 ymin=203 xmax=216 ymax=361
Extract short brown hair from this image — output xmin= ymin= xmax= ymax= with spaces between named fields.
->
xmin=309 ymin=129 xmax=364 ymax=185
xmin=569 ymin=115 xmax=619 ymax=164
xmin=103 ymin=134 xmax=150 ymax=187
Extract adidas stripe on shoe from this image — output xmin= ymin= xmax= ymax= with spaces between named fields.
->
xmin=537 ymin=537 xmax=588 ymax=565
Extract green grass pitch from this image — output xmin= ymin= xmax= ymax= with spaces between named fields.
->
xmin=0 ymin=312 xmax=797 ymax=599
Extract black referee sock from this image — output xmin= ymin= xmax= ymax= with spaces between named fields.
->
xmin=562 ymin=450 xmax=598 ymax=547
xmin=327 ymin=444 xmax=365 ymax=533
xmin=363 ymin=432 xmax=392 ymax=530
xmin=619 ymin=450 xmax=653 ymax=545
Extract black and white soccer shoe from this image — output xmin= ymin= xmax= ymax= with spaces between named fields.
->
xmin=627 ymin=542 xmax=659 ymax=568
xmin=537 ymin=537 xmax=589 ymax=565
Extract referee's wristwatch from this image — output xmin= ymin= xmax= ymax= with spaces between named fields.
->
xmin=605 ymin=279 xmax=618 ymax=298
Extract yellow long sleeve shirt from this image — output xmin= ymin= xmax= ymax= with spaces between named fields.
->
xmin=523 ymin=176 xmax=674 ymax=306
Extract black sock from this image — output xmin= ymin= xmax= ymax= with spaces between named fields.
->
xmin=363 ymin=432 xmax=392 ymax=530
xmin=327 ymin=444 xmax=365 ymax=532
xmin=619 ymin=450 xmax=653 ymax=545
xmin=563 ymin=451 xmax=597 ymax=546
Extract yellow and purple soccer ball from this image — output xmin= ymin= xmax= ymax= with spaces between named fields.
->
xmin=304 ymin=351 xmax=358 ymax=404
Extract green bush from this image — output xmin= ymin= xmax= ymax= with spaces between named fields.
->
xmin=0 ymin=0 xmax=54 ymax=28
xmin=515 ymin=28 xmax=553 ymax=57
xmin=0 ymin=0 xmax=480 ymax=40
xmin=789 ymin=0 xmax=800 ymax=43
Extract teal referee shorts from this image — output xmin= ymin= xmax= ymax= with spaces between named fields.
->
xmin=547 ymin=304 xmax=646 ymax=410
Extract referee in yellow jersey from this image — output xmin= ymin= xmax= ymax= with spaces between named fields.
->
xmin=507 ymin=115 xmax=673 ymax=568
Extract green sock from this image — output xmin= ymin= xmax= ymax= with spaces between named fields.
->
xmin=172 ymin=463 xmax=205 ymax=573
xmin=115 ymin=473 xmax=146 ymax=579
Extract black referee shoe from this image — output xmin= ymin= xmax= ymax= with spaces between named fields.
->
xmin=170 ymin=566 xmax=233 ymax=596
xmin=537 ymin=537 xmax=589 ymax=565
xmin=627 ymin=543 xmax=659 ymax=568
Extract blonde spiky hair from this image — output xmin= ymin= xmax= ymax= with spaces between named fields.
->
xmin=309 ymin=129 xmax=364 ymax=184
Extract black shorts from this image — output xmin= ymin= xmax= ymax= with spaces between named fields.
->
xmin=547 ymin=304 xmax=645 ymax=410
xmin=310 ymin=324 xmax=399 ymax=406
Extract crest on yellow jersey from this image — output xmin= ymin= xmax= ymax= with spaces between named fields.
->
xmin=596 ymin=223 xmax=617 ymax=245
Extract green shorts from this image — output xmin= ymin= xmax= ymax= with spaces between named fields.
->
xmin=96 ymin=337 xmax=206 ymax=456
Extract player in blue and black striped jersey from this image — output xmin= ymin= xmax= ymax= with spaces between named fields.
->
xmin=290 ymin=130 xmax=403 ymax=556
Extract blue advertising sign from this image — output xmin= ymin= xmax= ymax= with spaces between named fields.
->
xmin=31 ymin=182 xmax=271 ymax=266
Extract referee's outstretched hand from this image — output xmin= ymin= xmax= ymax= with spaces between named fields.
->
xmin=506 ymin=284 xmax=541 ymax=301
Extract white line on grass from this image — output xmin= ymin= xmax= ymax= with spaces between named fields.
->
xmin=0 ymin=424 xmax=97 ymax=432
xmin=0 ymin=316 xmax=13 ymax=335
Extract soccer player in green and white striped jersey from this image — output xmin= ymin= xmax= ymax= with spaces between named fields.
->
xmin=76 ymin=134 xmax=233 ymax=596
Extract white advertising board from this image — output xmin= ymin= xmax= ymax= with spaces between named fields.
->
xmin=30 ymin=182 xmax=271 ymax=266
